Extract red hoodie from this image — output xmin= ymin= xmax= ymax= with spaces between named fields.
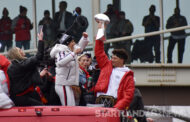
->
xmin=0 ymin=54 xmax=10 ymax=91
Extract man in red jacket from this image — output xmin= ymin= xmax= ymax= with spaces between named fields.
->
xmin=0 ymin=8 xmax=13 ymax=52
xmin=94 ymin=21 xmax=135 ymax=110
xmin=12 ymin=6 xmax=33 ymax=50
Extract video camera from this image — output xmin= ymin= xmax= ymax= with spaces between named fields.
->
xmin=61 ymin=15 xmax=88 ymax=43
xmin=38 ymin=49 xmax=55 ymax=71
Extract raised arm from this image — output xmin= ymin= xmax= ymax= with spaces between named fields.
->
xmin=95 ymin=22 xmax=110 ymax=69
xmin=56 ymin=51 xmax=76 ymax=67
xmin=55 ymin=46 xmax=81 ymax=67
xmin=19 ymin=29 xmax=44 ymax=68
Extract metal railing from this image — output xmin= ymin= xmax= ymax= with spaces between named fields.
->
xmin=1 ymin=26 xmax=190 ymax=66
xmin=85 ymin=25 xmax=190 ymax=66
xmin=86 ymin=25 xmax=190 ymax=45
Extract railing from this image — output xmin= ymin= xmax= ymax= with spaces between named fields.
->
xmin=1 ymin=26 xmax=190 ymax=66
xmin=86 ymin=25 xmax=190 ymax=46
xmin=86 ymin=25 xmax=190 ymax=66
xmin=105 ymin=26 xmax=190 ymax=44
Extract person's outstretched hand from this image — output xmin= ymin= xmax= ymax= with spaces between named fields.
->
xmin=38 ymin=28 xmax=44 ymax=41
xmin=83 ymin=32 xmax=88 ymax=38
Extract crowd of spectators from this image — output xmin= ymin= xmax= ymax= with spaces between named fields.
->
xmin=0 ymin=2 xmax=188 ymax=64
xmin=0 ymin=1 xmax=88 ymax=52
xmin=100 ymin=4 xmax=187 ymax=64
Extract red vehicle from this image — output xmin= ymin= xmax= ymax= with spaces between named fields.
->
xmin=0 ymin=106 xmax=120 ymax=122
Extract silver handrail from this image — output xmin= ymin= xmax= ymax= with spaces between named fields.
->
xmin=1 ymin=26 xmax=190 ymax=59
xmin=87 ymin=25 xmax=190 ymax=46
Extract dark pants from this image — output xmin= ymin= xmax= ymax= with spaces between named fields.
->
xmin=145 ymin=35 xmax=161 ymax=63
xmin=0 ymin=40 xmax=13 ymax=52
xmin=10 ymin=91 xmax=43 ymax=106
xmin=16 ymin=40 xmax=30 ymax=50
xmin=40 ymin=75 xmax=61 ymax=105
xmin=167 ymin=37 xmax=185 ymax=63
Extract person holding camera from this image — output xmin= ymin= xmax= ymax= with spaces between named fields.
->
xmin=39 ymin=10 xmax=56 ymax=49
xmin=7 ymin=29 xmax=44 ymax=106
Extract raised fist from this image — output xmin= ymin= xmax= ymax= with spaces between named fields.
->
xmin=83 ymin=32 xmax=88 ymax=38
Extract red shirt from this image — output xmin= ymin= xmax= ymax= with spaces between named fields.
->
xmin=13 ymin=16 xmax=32 ymax=41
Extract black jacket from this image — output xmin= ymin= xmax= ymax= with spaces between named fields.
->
xmin=54 ymin=11 xmax=73 ymax=32
xmin=8 ymin=41 xmax=44 ymax=96
xmin=166 ymin=14 xmax=187 ymax=35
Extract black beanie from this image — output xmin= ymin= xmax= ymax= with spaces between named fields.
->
xmin=20 ymin=6 xmax=27 ymax=13
xmin=3 ymin=8 xmax=8 ymax=15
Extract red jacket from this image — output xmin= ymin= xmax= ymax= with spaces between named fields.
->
xmin=94 ymin=39 xmax=135 ymax=110
xmin=0 ymin=54 xmax=10 ymax=91
xmin=13 ymin=16 xmax=32 ymax=41
xmin=0 ymin=17 xmax=13 ymax=41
